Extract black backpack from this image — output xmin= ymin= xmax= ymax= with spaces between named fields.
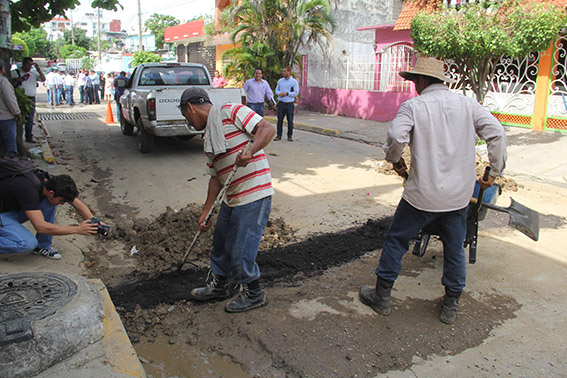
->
xmin=0 ymin=153 xmax=44 ymax=187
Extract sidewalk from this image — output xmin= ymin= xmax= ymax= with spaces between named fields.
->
xmin=266 ymin=110 xmax=567 ymax=188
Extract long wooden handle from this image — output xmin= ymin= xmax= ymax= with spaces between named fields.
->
xmin=179 ymin=140 xmax=254 ymax=268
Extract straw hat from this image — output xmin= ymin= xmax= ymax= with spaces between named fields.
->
xmin=399 ymin=57 xmax=456 ymax=84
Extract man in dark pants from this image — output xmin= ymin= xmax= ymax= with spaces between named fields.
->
xmin=11 ymin=57 xmax=45 ymax=143
xmin=274 ymin=66 xmax=299 ymax=141
xmin=359 ymin=57 xmax=508 ymax=324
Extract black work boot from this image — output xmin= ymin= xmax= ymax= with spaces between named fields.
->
xmin=225 ymin=279 xmax=268 ymax=313
xmin=440 ymin=289 xmax=462 ymax=324
xmin=359 ymin=277 xmax=393 ymax=316
xmin=190 ymin=271 xmax=235 ymax=301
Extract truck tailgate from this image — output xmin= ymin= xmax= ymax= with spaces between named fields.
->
xmin=155 ymin=87 xmax=244 ymax=121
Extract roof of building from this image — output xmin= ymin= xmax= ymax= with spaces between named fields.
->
xmin=164 ymin=19 xmax=205 ymax=42
xmin=394 ymin=0 xmax=567 ymax=32
xmin=394 ymin=0 xmax=441 ymax=31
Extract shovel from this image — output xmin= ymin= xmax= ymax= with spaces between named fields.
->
xmin=177 ymin=140 xmax=254 ymax=272
xmin=470 ymin=167 xmax=539 ymax=242
xmin=477 ymin=198 xmax=540 ymax=241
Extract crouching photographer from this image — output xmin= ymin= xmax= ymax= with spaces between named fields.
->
xmin=0 ymin=168 xmax=108 ymax=260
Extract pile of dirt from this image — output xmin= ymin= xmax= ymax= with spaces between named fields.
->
xmin=108 ymin=204 xmax=297 ymax=276
xmin=376 ymin=147 xmax=519 ymax=192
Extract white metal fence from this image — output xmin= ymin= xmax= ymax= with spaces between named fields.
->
xmin=308 ymin=44 xmax=415 ymax=92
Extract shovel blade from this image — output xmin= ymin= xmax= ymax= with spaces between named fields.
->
xmin=508 ymin=198 xmax=539 ymax=241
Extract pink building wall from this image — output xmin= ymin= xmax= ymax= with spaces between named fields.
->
xmin=298 ymin=86 xmax=416 ymax=122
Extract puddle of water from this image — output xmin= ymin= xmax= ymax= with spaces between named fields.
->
xmin=135 ymin=335 xmax=250 ymax=378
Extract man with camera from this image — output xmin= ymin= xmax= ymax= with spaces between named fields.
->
xmin=0 ymin=169 xmax=105 ymax=259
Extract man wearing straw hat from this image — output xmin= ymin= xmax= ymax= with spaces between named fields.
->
xmin=359 ymin=57 xmax=508 ymax=324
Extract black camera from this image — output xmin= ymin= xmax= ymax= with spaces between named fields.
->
xmin=88 ymin=217 xmax=110 ymax=236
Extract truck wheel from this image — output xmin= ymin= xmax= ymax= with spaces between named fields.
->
xmin=137 ymin=118 xmax=153 ymax=153
xmin=120 ymin=113 xmax=134 ymax=135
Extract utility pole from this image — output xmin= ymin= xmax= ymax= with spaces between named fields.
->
xmin=70 ymin=11 xmax=74 ymax=45
xmin=97 ymin=9 xmax=102 ymax=68
xmin=137 ymin=0 xmax=143 ymax=51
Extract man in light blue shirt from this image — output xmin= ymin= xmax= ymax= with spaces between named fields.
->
xmin=274 ymin=66 xmax=299 ymax=141
xmin=243 ymin=68 xmax=276 ymax=117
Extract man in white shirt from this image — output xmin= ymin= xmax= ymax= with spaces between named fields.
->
xmin=359 ymin=57 xmax=508 ymax=324
xmin=11 ymin=57 xmax=45 ymax=143
xmin=56 ymin=71 xmax=65 ymax=105
xmin=44 ymin=68 xmax=58 ymax=107
xmin=64 ymin=72 xmax=75 ymax=105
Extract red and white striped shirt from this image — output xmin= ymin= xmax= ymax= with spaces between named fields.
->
xmin=206 ymin=103 xmax=274 ymax=207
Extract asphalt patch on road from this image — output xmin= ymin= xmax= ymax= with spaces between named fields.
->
xmin=108 ymin=217 xmax=392 ymax=311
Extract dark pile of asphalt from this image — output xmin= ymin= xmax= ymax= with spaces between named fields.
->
xmin=109 ymin=217 xmax=392 ymax=311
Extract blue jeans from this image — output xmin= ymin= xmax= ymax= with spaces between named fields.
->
xmin=25 ymin=97 xmax=36 ymax=140
xmin=65 ymin=86 xmax=74 ymax=105
xmin=248 ymin=103 xmax=265 ymax=117
xmin=377 ymin=198 xmax=468 ymax=292
xmin=0 ymin=199 xmax=57 ymax=254
xmin=211 ymin=196 xmax=271 ymax=284
xmin=93 ymin=84 xmax=100 ymax=103
xmin=276 ymin=102 xmax=294 ymax=137
xmin=0 ymin=118 xmax=17 ymax=153
xmin=116 ymin=102 xmax=121 ymax=121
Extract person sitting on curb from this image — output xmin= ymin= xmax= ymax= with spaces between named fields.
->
xmin=0 ymin=170 xmax=101 ymax=259
xmin=178 ymin=87 xmax=276 ymax=313
xmin=359 ymin=57 xmax=508 ymax=324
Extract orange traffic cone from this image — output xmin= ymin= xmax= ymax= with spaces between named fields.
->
xmin=105 ymin=100 xmax=115 ymax=124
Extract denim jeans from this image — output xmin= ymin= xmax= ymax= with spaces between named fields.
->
xmin=116 ymin=102 xmax=121 ymax=121
xmin=211 ymin=196 xmax=271 ymax=284
xmin=0 ymin=198 xmax=57 ymax=254
xmin=93 ymin=84 xmax=100 ymax=103
xmin=377 ymin=198 xmax=468 ymax=292
xmin=25 ymin=97 xmax=36 ymax=140
xmin=248 ymin=103 xmax=265 ymax=117
xmin=0 ymin=118 xmax=17 ymax=153
xmin=276 ymin=102 xmax=294 ymax=137
xmin=65 ymin=86 xmax=74 ymax=105
xmin=48 ymin=84 xmax=58 ymax=105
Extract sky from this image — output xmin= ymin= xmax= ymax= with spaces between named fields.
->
xmin=73 ymin=0 xmax=215 ymax=32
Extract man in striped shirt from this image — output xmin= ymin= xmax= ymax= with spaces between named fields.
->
xmin=179 ymin=87 xmax=276 ymax=313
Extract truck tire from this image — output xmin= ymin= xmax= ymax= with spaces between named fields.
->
xmin=137 ymin=118 xmax=153 ymax=153
xmin=120 ymin=113 xmax=134 ymax=135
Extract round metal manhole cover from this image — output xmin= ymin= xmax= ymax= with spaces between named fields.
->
xmin=0 ymin=273 xmax=77 ymax=345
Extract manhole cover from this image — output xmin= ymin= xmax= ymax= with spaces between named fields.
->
xmin=0 ymin=273 xmax=77 ymax=345
xmin=38 ymin=112 xmax=97 ymax=121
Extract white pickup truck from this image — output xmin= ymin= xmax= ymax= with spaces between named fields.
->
xmin=119 ymin=62 xmax=246 ymax=153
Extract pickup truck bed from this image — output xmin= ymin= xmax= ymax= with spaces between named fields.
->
xmin=119 ymin=62 xmax=245 ymax=153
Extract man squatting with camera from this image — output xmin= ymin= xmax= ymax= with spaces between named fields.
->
xmin=179 ymin=87 xmax=276 ymax=313
xmin=0 ymin=171 xmax=104 ymax=260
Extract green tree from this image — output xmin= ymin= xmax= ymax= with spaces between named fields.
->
xmin=144 ymin=14 xmax=179 ymax=49
xmin=10 ymin=0 xmax=122 ymax=33
xmin=411 ymin=0 xmax=567 ymax=103
xmin=63 ymin=27 xmax=95 ymax=50
xmin=132 ymin=51 xmax=161 ymax=66
xmin=12 ymin=27 xmax=50 ymax=57
xmin=11 ymin=37 xmax=30 ymax=62
xmin=60 ymin=44 xmax=88 ymax=59
xmin=221 ymin=0 xmax=335 ymax=86
xmin=82 ymin=56 xmax=95 ymax=70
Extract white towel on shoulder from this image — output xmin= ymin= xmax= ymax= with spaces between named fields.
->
xmin=203 ymin=103 xmax=228 ymax=155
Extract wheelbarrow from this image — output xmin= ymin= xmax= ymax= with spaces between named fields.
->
xmin=411 ymin=168 xmax=540 ymax=264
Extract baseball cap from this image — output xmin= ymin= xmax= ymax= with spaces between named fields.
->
xmin=178 ymin=87 xmax=211 ymax=109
